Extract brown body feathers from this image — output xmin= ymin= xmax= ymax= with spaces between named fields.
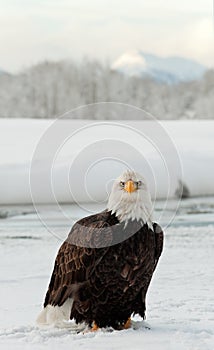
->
xmin=44 ymin=210 xmax=163 ymax=329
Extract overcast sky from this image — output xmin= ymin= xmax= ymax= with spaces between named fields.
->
xmin=0 ymin=0 xmax=213 ymax=72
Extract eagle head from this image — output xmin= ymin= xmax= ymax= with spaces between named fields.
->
xmin=107 ymin=170 xmax=153 ymax=228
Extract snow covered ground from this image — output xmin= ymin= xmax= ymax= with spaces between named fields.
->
xmin=0 ymin=119 xmax=214 ymax=204
xmin=0 ymin=199 xmax=214 ymax=350
xmin=0 ymin=118 xmax=214 ymax=349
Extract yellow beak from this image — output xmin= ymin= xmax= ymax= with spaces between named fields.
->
xmin=124 ymin=180 xmax=136 ymax=193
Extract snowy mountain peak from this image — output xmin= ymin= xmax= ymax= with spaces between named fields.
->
xmin=112 ymin=51 xmax=147 ymax=76
xmin=0 ymin=69 xmax=9 ymax=76
xmin=112 ymin=51 xmax=207 ymax=84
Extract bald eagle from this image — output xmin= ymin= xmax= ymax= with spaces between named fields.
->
xmin=37 ymin=170 xmax=163 ymax=330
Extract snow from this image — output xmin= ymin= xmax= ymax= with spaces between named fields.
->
xmin=111 ymin=50 xmax=147 ymax=77
xmin=1 ymin=118 xmax=214 ymax=348
xmin=0 ymin=198 xmax=214 ymax=349
xmin=112 ymin=51 xmax=206 ymax=83
xmin=0 ymin=119 xmax=214 ymax=205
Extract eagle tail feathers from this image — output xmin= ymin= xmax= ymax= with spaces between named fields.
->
xmin=36 ymin=298 xmax=73 ymax=328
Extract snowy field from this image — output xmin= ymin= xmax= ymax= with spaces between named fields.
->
xmin=0 ymin=118 xmax=214 ymax=349
xmin=0 ymin=198 xmax=214 ymax=350
xmin=0 ymin=119 xmax=214 ymax=204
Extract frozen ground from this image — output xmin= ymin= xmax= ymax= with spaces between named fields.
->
xmin=0 ymin=119 xmax=214 ymax=203
xmin=0 ymin=118 xmax=214 ymax=348
xmin=0 ymin=198 xmax=214 ymax=350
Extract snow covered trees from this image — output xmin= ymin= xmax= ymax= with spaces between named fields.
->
xmin=0 ymin=60 xmax=213 ymax=119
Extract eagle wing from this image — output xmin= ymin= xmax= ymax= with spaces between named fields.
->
xmin=153 ymin=222 xmax=164 ymax=266
xmin=44 ymin=217 xmax=113 ymax=308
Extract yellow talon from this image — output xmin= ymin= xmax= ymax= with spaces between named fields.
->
xmin=124 ymin=317 xmax=132 ymax=329
xmin=91 ymin=322 xmax=99 ymax=331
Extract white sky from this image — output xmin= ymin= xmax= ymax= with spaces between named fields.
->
xmin=0 ymin=0 xmax=213 ymax=72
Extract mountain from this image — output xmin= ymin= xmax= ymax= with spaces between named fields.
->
xmin=111 ymin=51 xmax=207 ymax=84
xmin=0 ymin=69 xmax=10 ymax=77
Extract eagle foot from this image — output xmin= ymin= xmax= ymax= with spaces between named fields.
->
xmin=123 ymin=317 xmax=132 ymax=329
xmin=91 ymin=322 xmax=99 ymax=332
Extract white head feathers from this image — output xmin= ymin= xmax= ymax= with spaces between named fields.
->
xmin=107 ymin=170 xmax=153 ymax=229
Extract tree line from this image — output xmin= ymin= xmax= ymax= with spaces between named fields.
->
xmin=0 ymin=59 xmax=213 ymax=119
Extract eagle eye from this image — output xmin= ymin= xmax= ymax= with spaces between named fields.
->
xmin=137 ymin=181 xmax=142 ymax=187
xmin=120 ymin=181 xmax=125 ymax=187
